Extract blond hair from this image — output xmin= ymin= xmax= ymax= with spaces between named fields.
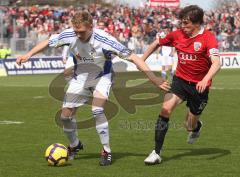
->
xmin=71 ymin=11 xmax=93 ymax=26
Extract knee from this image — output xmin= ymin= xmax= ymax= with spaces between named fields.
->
xmin=160 ymin=106 xmax=172 ymax=117
xmin=60 ymin=109 xmax=77 ymax=131
xmin=61 ymin=107 xmax=75 ymax=118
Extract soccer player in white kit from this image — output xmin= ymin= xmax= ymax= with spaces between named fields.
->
xmin=157 ymin=31 xmax=175 ymax=79
xmin=16 ymin=11 xmax=170 ymax=166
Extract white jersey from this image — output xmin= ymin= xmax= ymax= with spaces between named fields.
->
xmin=161 ymin=46 xmax=172 ymax=56
xmin=49 ymin=28 xmax=132 ymax=79
xmin=49 ymin=28 xmax=132 ymax=108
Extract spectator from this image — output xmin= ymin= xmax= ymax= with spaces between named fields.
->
xmin=0 ymin=2 xmax=239 ymax=55
xmin=0 ymin=44 xmax=11 ymax=59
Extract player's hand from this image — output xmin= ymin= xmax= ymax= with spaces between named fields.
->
xmin=16 ymin=54 xmax=31 ymax=66
xmin=196 ymin=79 xmax=208 ymax=93
xmin=152 ymin=77 xmax=171 ymax=91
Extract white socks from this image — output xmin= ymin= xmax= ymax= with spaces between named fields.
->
xmin=61 ymin=116 xmax=79 ymax=147
xmin=93 ymin=107 xmax=111 ymax=153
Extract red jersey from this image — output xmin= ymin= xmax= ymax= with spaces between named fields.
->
xmin=159 ymin=28 xmax=219 ymax=85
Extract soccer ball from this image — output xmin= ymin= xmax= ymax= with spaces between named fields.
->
xmin=45 ymin=143 xmax=68 ymax=166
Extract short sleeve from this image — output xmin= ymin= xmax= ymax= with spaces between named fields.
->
xmin=49 ymin=29 xmax=76 ymax=48
xmin=206 ymin=33 xmax=219 ymax=57
xmin=159 ymin=31 xmax=174 ymax=46
xmin=94 ymin=31 xmax=132 ymax=59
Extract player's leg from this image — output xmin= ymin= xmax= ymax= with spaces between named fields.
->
xmin=145 ymin=76 xmax=186 ymax=165
xmin=92 ymin=74 xmax=112 ymax=166
xmin=92 ymin=91 xmax=110 ymax=153
xmin=144 ymin=92 xmax=183 ymax=165
xmin=92 ymin=91 xmax=112 ymax=166
xmin=186 ymin=86 xmax=208 ymax=144
xmin=61 ymin=107 xmax=83 ymax=159
xmin=186 ymin=110 xmax=203 ymax=144
xmin=185 ymin=109 xmax=200 ymax=131
xmin=61 ymin=80 xmax=90 ymax=159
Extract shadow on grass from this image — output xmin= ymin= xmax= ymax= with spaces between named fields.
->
xmin=47 ymin=163 xmax=73 ymax=167
xmin=74 ymin=152 xmax=146 ymax=164
xmin=72 ymin=148 xmax=230 ymax=165
xmin=162 ymin=147 xmax=231 ymax=163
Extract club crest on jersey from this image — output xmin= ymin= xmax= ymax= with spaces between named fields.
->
xmin=194 ymin=42 xmax=202 ymax=51
xmin=90 ymin=46 xmax=96 ymax=57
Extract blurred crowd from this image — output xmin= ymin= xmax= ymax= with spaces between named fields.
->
xmin=0 ymin=2 xmax=239 ymax=56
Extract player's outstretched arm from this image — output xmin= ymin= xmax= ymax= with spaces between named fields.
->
xmin=16 ymin=39 xmax=49 ymax=65
xmin=129 ymin=53 xmax=170 ymax=91
xmin=141 ymin=39 xmax=159 ymax=61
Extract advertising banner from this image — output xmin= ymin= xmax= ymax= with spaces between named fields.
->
xmin=148 ymin=0 xmax=180 ymax=8
xmin=220 ymin=52 xmax=240 ymax=69
xmin=1 ymin=52 xmax=240 ymax=76
xmin=3 ymin=57 xmax=65 ymax=75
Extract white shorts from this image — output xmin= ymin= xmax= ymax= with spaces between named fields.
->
xmin=63 ymin=73 xmax=112 ymax=108
xmin=161 ymin=55 xmax=173 ymax=66
xmin=172 ymin=55 xmax=178 ymax=70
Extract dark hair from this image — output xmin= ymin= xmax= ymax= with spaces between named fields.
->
xmin=179 ymin=5 xmax=204 ymax=24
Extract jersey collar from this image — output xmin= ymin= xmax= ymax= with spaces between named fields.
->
xmin=190 ymin=26 xmax=204 ymax=38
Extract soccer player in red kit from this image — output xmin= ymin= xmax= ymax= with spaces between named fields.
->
xmin=143 ymin=5 xmax=221 ymax=165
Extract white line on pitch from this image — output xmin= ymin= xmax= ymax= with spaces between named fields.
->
xmin=33 ymin=96 xmax=45 ymax=99
xmin=0 ymin=121 xmax=24 ymax=125
xmin=211 ymin=87 xmax=240 ymax=90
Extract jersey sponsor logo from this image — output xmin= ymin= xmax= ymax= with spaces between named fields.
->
xmin=194 ymin=42 xmax=202 ymax=51
xmin=179 ymin=52 xmax=197 ymax=62
xmin=75 ymin=53 xmax=94 ymax=63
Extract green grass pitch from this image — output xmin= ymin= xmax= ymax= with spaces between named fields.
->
xmin=0 ymin=69 xmax=240 ymax=177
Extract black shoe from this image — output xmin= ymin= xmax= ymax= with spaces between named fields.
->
xmin=67 ymin=141 xmax=83 ymax=160
xmin=99 ymin=149 xmax=112 ymax=166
